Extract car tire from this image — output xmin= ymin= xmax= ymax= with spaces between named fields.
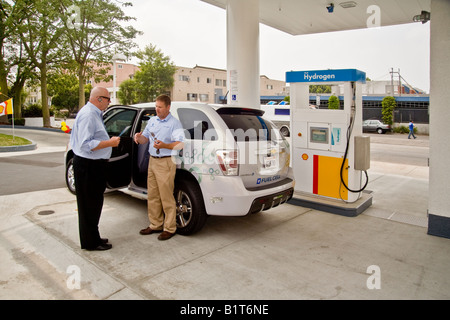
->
xmin=174 ymin=174 xmax=208 ymax=235
xmin=377 ymin=128 xmax=384 ymax=134
xmin=65 ymin=157 xmax=76 ymax=195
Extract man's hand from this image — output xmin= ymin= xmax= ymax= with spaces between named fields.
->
xmin=92 ymin=136 xmax=120 ymax=151
xmin=110 ymin=136 xmax=120 ymax=147
xmin=134 ymin=132 xmax=149 ymax=144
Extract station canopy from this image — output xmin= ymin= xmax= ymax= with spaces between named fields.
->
xmin=201 ymin=0 xmax=431 ymax=35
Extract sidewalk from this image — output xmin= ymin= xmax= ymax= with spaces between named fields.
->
xmin=1 ymin=131 xmax=450 ymax=300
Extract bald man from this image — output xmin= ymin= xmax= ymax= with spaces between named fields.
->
xmin=70 ymin=87 xmax=120 ymax=251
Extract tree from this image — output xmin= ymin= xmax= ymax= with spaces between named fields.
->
xmin=328 ymin=95 xmax=340 ymax=109
xmin=12 ymin=0 xmax=68 ymax=127
xmin=48 ymin=64 xmax=91 ymax=115
xmin=382 ymin=96 xmax=396 ymax=125
xmin=310 ymin=85 xmax=331 ymax=94
xmin=118 ymin=78 xmax=137 ymax=105
xmin=8 ymin=46 xmax=36 ymax=119
xmin=0 ymin=1 xmax=35 ymax=119
xmin=119 ymin=44 xmax=176 ymax=104
xmin=59 ymin=0 xmax=141 ymax=110
xmin=0 ymin=1 xmax=12 ymax=99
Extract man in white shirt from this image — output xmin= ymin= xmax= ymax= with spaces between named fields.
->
xmin=70 ymin=87 xmax=120 ymax=251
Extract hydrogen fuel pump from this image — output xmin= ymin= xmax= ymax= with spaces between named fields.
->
xmin=286 ymin=69 xmax=372 ymax=215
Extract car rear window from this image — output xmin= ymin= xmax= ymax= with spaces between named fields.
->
xmin=217 ymin=108 xmax=278 ymax=142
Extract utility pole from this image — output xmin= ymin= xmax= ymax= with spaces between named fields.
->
xmin=390 ymin=68 xmax=401 ymax=96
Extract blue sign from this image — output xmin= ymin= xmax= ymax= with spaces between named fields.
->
xmin=286 ymin=69 xmax=366 ymax=84
xmin=232 ymin=94 xmax=237 ymax=101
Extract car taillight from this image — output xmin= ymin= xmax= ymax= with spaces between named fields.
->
xmin=216 ymin=150 xmax=239 ymax=176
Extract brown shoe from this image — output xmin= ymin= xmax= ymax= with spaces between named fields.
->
xmin=139 ymin=227 xmax=163 ymax=235
xmin=158 ymin=231 xmax=175 ymax=241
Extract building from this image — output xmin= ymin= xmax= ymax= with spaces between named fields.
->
xmin=172 ymin=65 xmax=227 ymax=103
xmin=92 ymin=61 xmax=140 ymax=89
xmin=89 ymin=60 xmax=140 ymax=104
xmin=175 ymin=66 xmax=287 ymax=104
xmin=85 ymin=62 xmax=287 ymax=105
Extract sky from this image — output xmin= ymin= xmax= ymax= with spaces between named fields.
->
xmin=121 ymin=0 xmax=431 ymax=93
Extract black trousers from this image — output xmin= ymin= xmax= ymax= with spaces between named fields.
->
xmin=73 ymin=155 xmax=107 ymax=249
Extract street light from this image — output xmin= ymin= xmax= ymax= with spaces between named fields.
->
xmin=112 ymin=53 xmax=127 ymax=104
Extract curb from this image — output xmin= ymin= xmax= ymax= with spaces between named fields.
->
xmin=0 ymin=141 xmax=37 ymax=152
xmin=0 ymin=125 xmax=68 ymax=153
xmin=0 ymin=125 xmax=64 ymax=133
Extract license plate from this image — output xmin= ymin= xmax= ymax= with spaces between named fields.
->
xmin=263 ymin=156 xmax=276 ymax=169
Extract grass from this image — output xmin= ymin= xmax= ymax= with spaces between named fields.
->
xmin=0 ymin=133 xmax=32 ymax=146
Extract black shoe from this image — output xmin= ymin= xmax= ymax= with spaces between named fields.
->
xmin=100 ymin=238 xmax=109 ymax=244
xmin=87 ymin=243 xmax=112 ymax=251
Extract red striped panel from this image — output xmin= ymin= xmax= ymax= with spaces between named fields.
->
xmin=313 ymin=155 xmax=319 ymax=194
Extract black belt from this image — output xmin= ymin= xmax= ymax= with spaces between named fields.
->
xmin=151 ymin=155 xmax=172 ymax=159
xmin=74 ymin=155 xmax=108 ymax=162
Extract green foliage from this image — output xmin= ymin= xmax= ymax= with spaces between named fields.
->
xmin=0 ymin=133 xmax=31 ymax=146
xmin=118 ymin=79 xmax=138 ymax=105
xmin=310 ymin=85 xmax=331 ymax=93
xmin=328 ymin=95 xmax=340 ymax=109
xmin=22 ymin=104 xmax=44 ymax=117
xmin=22 ymin=104 xmax=54 ymax=117
xmin=283 ymin=96 xmax=290 ymax=104
xmin=48 ymin=69 xmax=90 ymax=114
xmin=118 ymin=44 xmax=176 ymax=104
xmin=381 ymin=96 xmax=396 ymax=125
xmin=393 ymin=125 xmax=417 ymax=134
xmin=8 ymin=118 xmax=26 ymax=126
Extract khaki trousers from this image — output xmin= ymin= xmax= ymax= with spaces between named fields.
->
xmin=147 ymin=156 xmax=177 ymax=233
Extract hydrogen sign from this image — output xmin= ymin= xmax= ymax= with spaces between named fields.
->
xmin=286 ymin=69 xmax=366 ymax=84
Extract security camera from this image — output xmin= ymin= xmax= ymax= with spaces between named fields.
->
xmin=327 ymin=3 xmax=334 ymax=13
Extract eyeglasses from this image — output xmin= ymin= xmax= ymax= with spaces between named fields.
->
xmin=100 ymin=96 xmax=111 ymax=102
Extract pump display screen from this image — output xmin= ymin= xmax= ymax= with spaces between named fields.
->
xmin=310 ymin=127 xmax=328 ymax=144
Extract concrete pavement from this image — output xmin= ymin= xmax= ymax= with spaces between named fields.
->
xmin=1 ymin=130 xmax=450 ymax=300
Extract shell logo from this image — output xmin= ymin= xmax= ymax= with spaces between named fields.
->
xmin=302 ymin=153 xmax=309 ymax=160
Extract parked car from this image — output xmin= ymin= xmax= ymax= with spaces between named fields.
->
xmin=65 ymin=102 xmax=294 ymax=235
xmin=363 ymin=119 xmax=391 ymax=134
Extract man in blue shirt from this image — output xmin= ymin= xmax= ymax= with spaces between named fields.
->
xmin=408 ymin=120 xmax=417 ymax=139
xmin=134 ymin=95 xmax=184 ymax=240
xmin=70 ymin=87 xmax=120 ymax=251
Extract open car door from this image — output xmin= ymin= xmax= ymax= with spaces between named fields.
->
xmin=103 ymin=106 xmax=138 ymax=189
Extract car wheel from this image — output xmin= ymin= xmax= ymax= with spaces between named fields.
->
xmin=65 ymin=157 xmax=76 ymax=195
xmin=280 ymin=126 xmax=290 ymax=137
xmin=174 ymin=176 xmax=207 ymax=235
xmin=377 ymin=128 xmax=383 ymax=134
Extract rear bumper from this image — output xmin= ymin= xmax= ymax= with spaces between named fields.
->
xmin=247 ymin=187 xmax=294 ymax=214
xmin=199 ymin=175 xmax=295 ymax=216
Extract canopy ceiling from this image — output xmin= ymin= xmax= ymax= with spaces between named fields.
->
xmin=201 ymin=0 xmax=431 ymax=35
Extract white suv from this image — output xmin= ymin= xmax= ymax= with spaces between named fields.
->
xmin=65 ymin=102 xmax=294 ymax=234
